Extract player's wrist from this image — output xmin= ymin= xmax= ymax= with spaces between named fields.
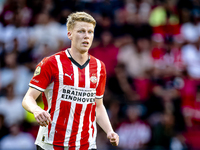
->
xmin=106 ymin=129 xmax=114 ymax=135
xmin=31 ymin=105 xmax=43 ymax=114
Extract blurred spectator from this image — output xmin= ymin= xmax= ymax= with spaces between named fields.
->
xmin=181 ymin=70 xmax=199 ymax=119
xmin=170 ymin=134 xmax=187 ymax=150
xmin=112 ymin=8 xmax=127 ymax=38
xmin=117 ymin=36 xmax=153 ymax=101
xmin=0 ymin=83 xmax=25 ymax=127
xmin=149 ymin=0 xmax=180 ymax=37
xmin=182 ymin=84 xmax=200 ymax=149
xmin=180 ymin=4 xmax=200 ymax=44
xmin=115 ymin=62 xmax=140 ymax=101
xmin=151 ymin=112 xmax=186 ymax=150
xmin=152 ymin=33 xmax=184 ymax=77
xmin=0 ymin=52 xmax=32 ymax=96
xmin=118 ymin=37 xmax=153 ymax=78
xmin=0 ymin=123 xmax=36 ymax=150
xmin=145 ymin=64 xmax=185 ymax=130
xmin=116 ymin=105 xmax=151 ymax=150
xmin=181 ymin=37 xmax=200 ymax=79
xmin=151 ymin=33 xmax=166 ymax=67
xmin=0 ymin=113 xmax=9 ymax=140
xmin=125 ymin=0 xmax=151 ymax=24
xmin=125 ymin=10 xmax=153 ymax=41
xmin=0 ymin=0 xmax=32 ymax=26
xmin=29 ymin=12 xmax=70 ymax=61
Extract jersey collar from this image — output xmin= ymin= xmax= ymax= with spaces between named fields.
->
xmin=65 ymin=49 xmax=90 ymax=69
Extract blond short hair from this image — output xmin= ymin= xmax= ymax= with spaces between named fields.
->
xmin=67 ymin=12 xmax=96 ymax=31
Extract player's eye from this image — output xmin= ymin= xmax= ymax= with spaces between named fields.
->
xmin=88 ymin=30 xmax=94 ymax=34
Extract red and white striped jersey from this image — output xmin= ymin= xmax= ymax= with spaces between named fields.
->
xmin=29 ymin=49 xmax=106 ymax=150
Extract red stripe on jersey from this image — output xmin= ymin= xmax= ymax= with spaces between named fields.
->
xmin=53 ymin=101 xmax=71 ymax=146
xmin=68 ymin=103 xmax=83 ymax=147
xmin=42 ymin=93 xmax=48 ymax=111
xmin=53 ymin=145 xmax=64 ymax=150
xmin=89 ymin=57 xmax=98 ymax=88
xmin=91 ymin=103 xmax=96 ymax=137
xmin=68 ymin=146 xmax=75 ymax=150
xmin=48 ymin=57 xmax=60 ymax=138
xmin=79 ymin=144 xmax=90 ymax=150
xmin=79 ymin=103 xmax=93 ymax=150
xmin=78 ymin=68 xmax=85 ymax=88
xmin=96 ymin=61 xmax=106 ymax=97
xmin=62 ymin=54 xmax=74 ymax=86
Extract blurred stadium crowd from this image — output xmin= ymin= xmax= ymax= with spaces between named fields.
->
xmin=0 ymin=0 xmax=200 ymax=149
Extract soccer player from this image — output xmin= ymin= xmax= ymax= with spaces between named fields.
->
xmin=22 ymin=12 xmax=119 ymax=150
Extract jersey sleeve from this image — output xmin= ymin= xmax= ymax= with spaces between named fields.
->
xmin=96 ymin=61 xmax=106 ymax=99
xmin=29 ymin=57 xmax=53 ymax=92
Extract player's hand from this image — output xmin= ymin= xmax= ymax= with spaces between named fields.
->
xmin=33 ymin=107 xmax=52 ymax=127
xmin=107 ymin=131 xmax=119 ymax=146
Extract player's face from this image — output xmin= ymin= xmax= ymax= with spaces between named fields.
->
xmin=68 ymin=21 xmax=94 ymax=53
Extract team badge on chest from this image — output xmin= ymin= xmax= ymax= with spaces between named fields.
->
xmin=90 ymin=75 xmax=97 ymax=83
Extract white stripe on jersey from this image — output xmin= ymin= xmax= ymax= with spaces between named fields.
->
xmin=64 ymin=63 xmax=78 ymax=146
xmin=88 ymin=104 xmax=94 ymax=149
xmin=85 ymin=63 xmax=90 ymax=89
xmin=29 ymin=83 xmax=45 ymax=91
xmin=43 ymin=90 xmax=51 ymax=112
xmin=72 ymin=63 xmax=79 ymax=87
xmin=44 ymin=82 xmax=54 ymax=112
xmin=64 ymin=102 xmax=76 ymax=146
xmin=92 ymin=118 xmax=97 ymax=148
xmin=49 ymin=55 xmax=64 ymax=143
xmin=75 ymin=64 xmax=90 ymax=148
xmin=75 ymin=104 xmax=87 ymax=149
xmin=96 ymin=59 xmax=101 ymax=89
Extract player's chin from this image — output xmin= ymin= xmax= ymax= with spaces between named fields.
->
xmin=80 ymin=48 xmax=89 ymax=53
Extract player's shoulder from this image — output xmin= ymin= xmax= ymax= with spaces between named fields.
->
xmin=42 ymin=51 xmax=65 ymax=63
xmin=90 ymin=55 xmax=105 ymax=67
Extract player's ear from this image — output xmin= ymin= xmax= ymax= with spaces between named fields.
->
xmin=67 ymin=31 xmax=72 ymax=40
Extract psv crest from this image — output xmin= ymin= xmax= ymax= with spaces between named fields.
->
xmin=34 ymin=66 xmax=41 ymax=76
xmin=90 ymin=75 xmax=97 ymax=83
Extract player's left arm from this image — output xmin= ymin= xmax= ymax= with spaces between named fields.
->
xmin=95 ymin=98 xmax=119 ymax=146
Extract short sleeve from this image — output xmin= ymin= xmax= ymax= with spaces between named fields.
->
xmin=29 ymin=57 xmax=53 ymax=92
xmin=96 ymin=61 xmax=106 ymax=99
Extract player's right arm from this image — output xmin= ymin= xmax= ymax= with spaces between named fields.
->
xmin=22 ymin=87 xmax=52 ymax=127
xmin=22 ymin=57 xmax=53 ymax=127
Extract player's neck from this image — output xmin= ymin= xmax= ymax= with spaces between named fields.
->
xmin=69 ymin=48 xmax=89 ymax=65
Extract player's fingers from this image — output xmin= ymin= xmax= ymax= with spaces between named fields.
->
xmin=41 ymin=112 xmax=52 ymax=125
xmin=45 ymin=113 xmax=52 ymax=124
xmin=110 ymin=134 xmax=119 ymax=146
xmin=111 ymin=139 xmax=119 ymax=146
xmin=111 ymin=142 xmax=117 ymax=146
xmin=110 ymin=138 xmax=116 ymax=143
xmin=41 ymin=113 xmax=50 ymax=125
xmin=35 ymin=117 xmax=40 ymax=125
xmin=110 ymin=133 xmax=116 ymax=140
xmin=107 ymin=134 xmax=113 ymax=140
xmin=108 ymin=133 xmax=116 ymax=140
xmin=37 ymin=115 xmax=47 ymax=127
xmin=110 ymin=138 xmax=117 ymax=146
